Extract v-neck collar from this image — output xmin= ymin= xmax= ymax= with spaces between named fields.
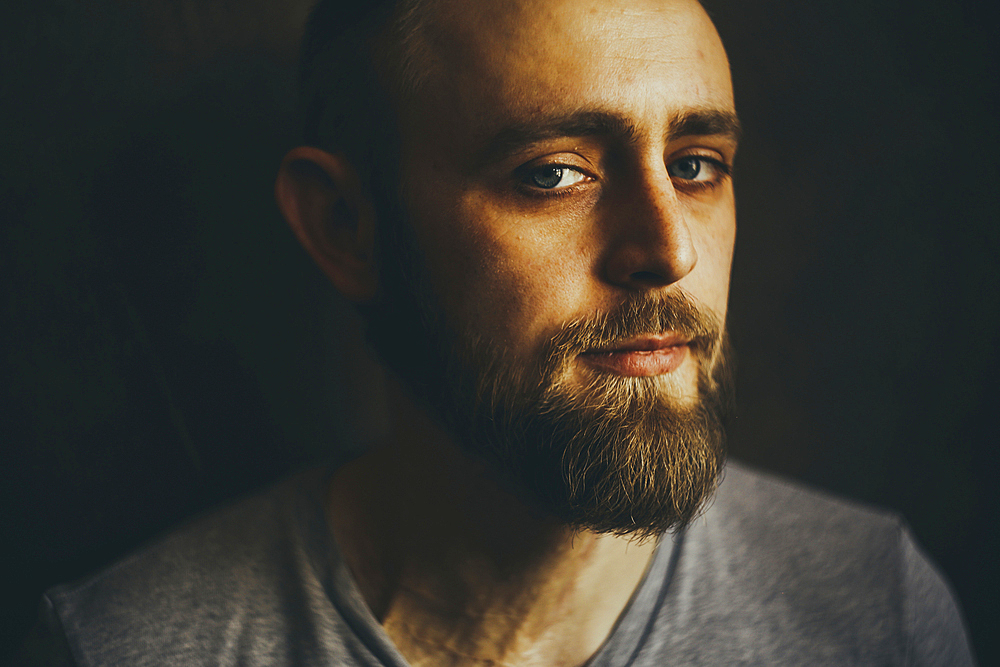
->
xmin=303 ymin=461 xmax=684 ymax=667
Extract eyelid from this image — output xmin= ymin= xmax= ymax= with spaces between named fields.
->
xmin=679 ymin=154 xmax=732 ymax=177
xmin=666 ymin=152 xmax=733 ymax=193
xmin=669 ymin=145 xmax=730 ymax=164
xmin=517 ymin=152 xmax=598 ymax=175
xmin=513 ymin=154 xmax=600 ymax=195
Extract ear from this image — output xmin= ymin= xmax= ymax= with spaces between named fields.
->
xmin=275 ymin=146 xmax=378 ymax=302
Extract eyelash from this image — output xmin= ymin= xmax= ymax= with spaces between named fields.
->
xmin=515 ymin=164 xmax=595 ymax=199
xmin=517 ymin=155 xmax=732 ymax=199
xmin=669 ymin=155 xmax=733 ymax=193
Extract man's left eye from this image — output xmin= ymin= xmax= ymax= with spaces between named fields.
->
xmin=524 ymin=166 xmax=589 ymax=190
xmin=666 ymin=156 xmax=727 ymax=182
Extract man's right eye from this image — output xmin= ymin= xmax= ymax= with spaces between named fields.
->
xmin=524 ymin=166 xmax=589 ymax=190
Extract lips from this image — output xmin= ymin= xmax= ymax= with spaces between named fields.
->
xmin=578 ymin=334 xmax=690 ymax=377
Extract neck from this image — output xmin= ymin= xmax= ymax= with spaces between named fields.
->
xmin=326 ymin=376 xmax=658 ymax=667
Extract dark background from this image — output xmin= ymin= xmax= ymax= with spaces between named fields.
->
xmin=2 ymin=0 xmax=997 ymax=662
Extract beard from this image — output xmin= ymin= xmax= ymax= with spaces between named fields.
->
xmin=362 ymin=204 xmax=734 ymax=538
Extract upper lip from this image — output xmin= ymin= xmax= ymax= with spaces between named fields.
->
xmin=584 ymin=333 xmax=691 ymax=354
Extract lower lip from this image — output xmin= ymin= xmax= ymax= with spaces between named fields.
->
xmin=579 ymin=345 xmax=688 ymax=377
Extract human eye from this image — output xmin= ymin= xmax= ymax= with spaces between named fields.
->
xmin=519 ymin=164 xmax=591 ymax=193
xmin=666 ymin=155 xmax=731 ymax=191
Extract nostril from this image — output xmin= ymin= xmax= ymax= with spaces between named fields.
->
xmin=628 ymin=270 xmax=672 ymax=286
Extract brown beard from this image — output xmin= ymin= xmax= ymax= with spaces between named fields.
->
xmin=363 ymin=204 xmax=734 ymax=537
xmin=433 ymin=293 xmax=733 ymax=538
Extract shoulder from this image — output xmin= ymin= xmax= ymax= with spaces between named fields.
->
xmin=707 ymin=460 xmax=906 ymax=558
xmin=656 ymin=460 xmax=975 ymax=665
xmin=42 ymin=467 xmax=340 ymax=667
xmin=678 ymin=460 xmax=914 ymax=634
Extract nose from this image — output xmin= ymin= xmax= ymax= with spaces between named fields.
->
xmin=602 ymin=172 xmax=698 ymax=290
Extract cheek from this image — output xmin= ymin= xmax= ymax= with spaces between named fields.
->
xmin=466 ymin=235 xmax=592 ymax=346
xmin=692 ymin=209 xmax=736 ymax=318
xmin=419 ymin=197 xmax=595 ymax=350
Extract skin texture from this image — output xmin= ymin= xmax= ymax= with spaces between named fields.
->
xmin=276 ymin=0 xmax=737 ymax=664
xmin=393 ymin=0 xmax=737 ymax=404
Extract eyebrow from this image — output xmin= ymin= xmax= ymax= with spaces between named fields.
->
xmin=474 ymin=108 xmax=742 ymax=167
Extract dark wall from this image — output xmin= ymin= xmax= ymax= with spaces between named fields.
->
xmin=706 ymin=1 xmax=999 ymax=662
xmin=3 ymin=0 xmax=997 ymax=662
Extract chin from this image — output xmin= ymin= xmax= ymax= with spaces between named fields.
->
xmin=437 ymin=336 xmax=733 ymax=538
xmin=368 ymin=242 xmax=734 ymax=534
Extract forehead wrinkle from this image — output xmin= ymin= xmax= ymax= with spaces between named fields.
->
xmin=419 ymin=0 xmax=721 ymax=70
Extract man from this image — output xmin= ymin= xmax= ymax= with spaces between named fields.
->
xmin=21 ymin=0 xmax=974 ymax=664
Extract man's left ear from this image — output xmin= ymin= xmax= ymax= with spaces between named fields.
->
xmin=275 ymin=146 xmax=379 ymax=302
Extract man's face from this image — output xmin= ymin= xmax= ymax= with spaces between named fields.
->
xmin=371 ymin=0 xmax=738 ymax=534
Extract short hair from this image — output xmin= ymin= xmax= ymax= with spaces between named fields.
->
xmin=299 ymin=0 xmax=436 ymax=192
xmin=299 ymin=0 xmax=438 ymax=347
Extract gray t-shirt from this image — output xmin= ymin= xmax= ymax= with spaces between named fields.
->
xmin=20 ymin=461 xmax=975 ymax=666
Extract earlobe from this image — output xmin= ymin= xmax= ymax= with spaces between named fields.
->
xmin=275 ymin=146 xmax=379 ymax=302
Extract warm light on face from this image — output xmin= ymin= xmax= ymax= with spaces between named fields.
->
xmin=359 ymin=0 xmax=739 ymax=534
xmin=391 ymin=0 xmax=737 ymax=374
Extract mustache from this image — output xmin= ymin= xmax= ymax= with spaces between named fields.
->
xmin=544 ymin=290 xmax=724 ymax=361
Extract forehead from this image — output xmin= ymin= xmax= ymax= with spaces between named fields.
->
xmin=396 ymin=0 xmax=733 ymax=150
